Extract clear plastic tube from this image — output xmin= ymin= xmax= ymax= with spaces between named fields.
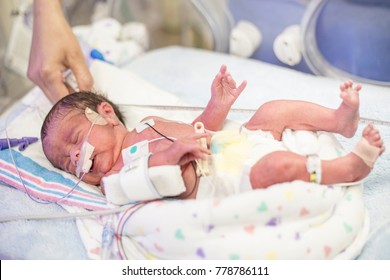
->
xmin=100 ymin=216 xmax=115 ymax=260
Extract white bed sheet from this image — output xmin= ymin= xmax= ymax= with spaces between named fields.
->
xmin=0 ymin=46 xmax=389 ymax=259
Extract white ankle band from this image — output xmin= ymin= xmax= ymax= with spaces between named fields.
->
xmin=306 ymin=154 xmax=322 ymax=184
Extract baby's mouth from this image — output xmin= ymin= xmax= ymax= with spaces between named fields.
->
xmin=90 ymin=158 xmax=95 ymax=172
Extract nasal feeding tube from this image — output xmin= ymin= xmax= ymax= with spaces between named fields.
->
xmin=75 ymin=108 xmax=107 ymax=178
xmin=75 ymin=141 xmax=94 ymax=178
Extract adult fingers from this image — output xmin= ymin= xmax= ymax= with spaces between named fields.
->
xmin=40 ymin=69 xmax=70 ymax=104
xmin=70 ymin=62 xmax=94 ymax=92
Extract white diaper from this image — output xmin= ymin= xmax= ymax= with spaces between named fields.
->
xmin=196 ymin=127 xmax=288 ymax=199
xmin=240 ymin=126 xmax=288 ymax=166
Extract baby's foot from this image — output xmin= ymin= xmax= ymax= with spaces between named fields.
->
xmin=350 ymin=124 xmax=385 ymax=181
xmin=335 ymin=81 xmax=362 ymax=138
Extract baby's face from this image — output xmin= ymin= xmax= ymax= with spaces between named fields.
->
xmin=43 ymin=110 xmax=123 ymax=185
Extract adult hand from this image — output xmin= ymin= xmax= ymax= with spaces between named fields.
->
xmin=28 ymin=0 xmax=93 ymax=104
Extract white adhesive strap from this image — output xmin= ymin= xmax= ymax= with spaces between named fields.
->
xmin=120 ymin=153 xmax=160 ymax=202
xmin=101 ymin=173 xmax=132 ymax=205
xmin=352 ymin=137 xmax=381 ymax=168
xmin=102 ymin=154 xmax=158 ymax=204
xmin=306 ymin=154 xmax=322 ymax=184
xmin=102 ymin=154 xmax=186 ymax=205
xmin=149 ymin=165 xmax=186 ymax=197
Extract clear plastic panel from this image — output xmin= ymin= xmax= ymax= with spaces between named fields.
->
xmin=301 ymin=0 xmax=390 ymax=86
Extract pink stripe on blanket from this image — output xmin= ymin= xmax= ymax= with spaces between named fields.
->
xmin=0 ymin=159 xmax=109 ymax=210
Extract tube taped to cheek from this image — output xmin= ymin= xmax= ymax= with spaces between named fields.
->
xmin=102 ymin=153 xmax=186 ymax=205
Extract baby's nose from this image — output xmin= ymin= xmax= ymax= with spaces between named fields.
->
xmin=70 ymin=148 xmax=80 ymax=166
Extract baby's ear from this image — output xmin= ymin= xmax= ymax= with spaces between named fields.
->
xmin=96 ymin=102 xmax=121 ymax=125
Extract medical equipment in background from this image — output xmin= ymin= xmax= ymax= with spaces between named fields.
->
xmin=301 ymin=0 xmax=390 ymax=86
xmin=110 ymin=0 xmax=233 ymax=52
xmin=228 ymin=0 xmax=312 ymax=73
xmin=3 ymin=0 xmax=33 ymax=77
xmin=0 ymin=137 xmax=38 ymax=151
xmin=71 ymin=17 xmax=148 ymax=67
xmin=189 ymin=0 xmax=233 ymax=52
xmin=228 ymin=0 xmax=390 ymax=86
xmin=273 ymin=24 xmax=302 ymax=66
xmin=229 ymin=20 xmax=262 ymax=58
xmin=3 ymin=0 xmax=233 ymax=76
xmin=2 ymin=0 xmax=148 ymax=77
xmin=100 ymin=215 xmax=115 ymax=259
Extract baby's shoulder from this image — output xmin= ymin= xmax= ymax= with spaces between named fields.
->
xmin=140 ymin=116 xmax=168 ymax=123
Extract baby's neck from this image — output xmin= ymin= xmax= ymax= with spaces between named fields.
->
xmin=121 ymin=129 xmax=143 ymax=149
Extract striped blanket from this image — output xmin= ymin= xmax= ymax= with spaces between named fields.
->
xmin=0 ymin=148 xmax=109 ymax=210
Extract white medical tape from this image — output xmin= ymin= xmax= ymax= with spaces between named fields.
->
xmin=101 ymin=174 xmax=132 ymax=205
xmin=101 ymin=153 xmax=159 ymax=204
xmin=102 ymin=153 xmax=186 ymax=205
xmin=352 ymin=137 xmax=381 ymax=169
xmin=149 ymin=165 xmax=186 ymax=197
xmin=119 ymin=153 xmax=161 ymax=202
xmin=85 ymin=107 xmax=108 ymax=126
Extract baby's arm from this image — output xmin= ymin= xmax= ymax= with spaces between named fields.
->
xmin=193 ymin=65 xmax=247 ymax=131
xmin=100 ymin=134 xmax=210 ymax=203
xmin=148 ymin=134 xmax=210 ymax=167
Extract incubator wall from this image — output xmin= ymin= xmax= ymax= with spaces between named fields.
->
xmin=109 ymin=0 xmax=231 ymax=51
xmin=301 ymin=0 xmax=390 ymax=86
xmin=227 ymin=0 xmax=390 ymax=86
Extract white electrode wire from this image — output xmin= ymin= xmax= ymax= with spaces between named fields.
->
xmin=119 ymin=104 xmax=390 ymax=127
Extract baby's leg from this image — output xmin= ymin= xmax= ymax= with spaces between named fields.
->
xmin=245 ymin=81 xmax=361 ymax=140
xmin=249 ymin=124 xmax=384 ymax=189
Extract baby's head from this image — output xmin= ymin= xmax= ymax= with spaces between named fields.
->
xmin=41 ymin=91 xmax=126 ymax=185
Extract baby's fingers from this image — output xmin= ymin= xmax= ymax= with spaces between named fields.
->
xmin=237 ymin=80 xmax=247 ymax=94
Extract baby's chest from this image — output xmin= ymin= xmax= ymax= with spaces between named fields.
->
xmin=144 ymin=120 xmax=195 ymax=149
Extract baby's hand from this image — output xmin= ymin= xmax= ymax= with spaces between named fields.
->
xmin=150 ymin=134 xmax=210 ymax=167
xmin=210 ymin=64 xmax=247 ymax=108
